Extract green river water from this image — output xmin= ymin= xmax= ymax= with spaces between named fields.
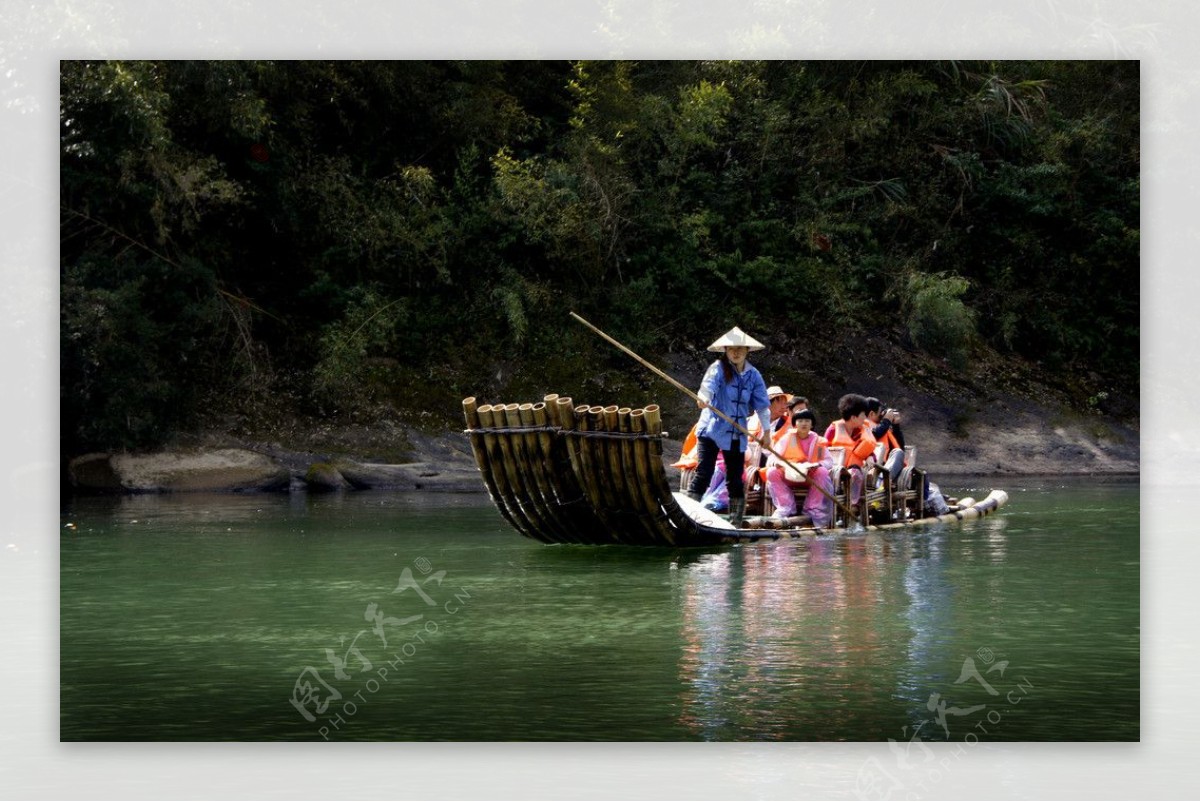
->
xmin=59 ymin=476 xmax=1138 ymax=742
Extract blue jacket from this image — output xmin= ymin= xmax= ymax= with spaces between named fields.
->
xmin=695 ymin=360 xmax=771 ymax=452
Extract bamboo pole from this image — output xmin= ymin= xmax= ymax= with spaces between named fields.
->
xmin=571 ymin=403 xmax=605 ymax=519
xmin=462 ymin=397 xmax=517 ymax=530
xmin=493 ymin=403 xmax=551 ymax=540
xmin=476 ymin=404 xmax=542 ymax=541
xmin=570 ymin=404 xmax=604 ymax=532
xmin=583 ymin=405 xmax=637 ymax=544
xmin=505 ymin=402 xmax=561 ymax=542
xmin=549 ymin=395 xmax=616 ymax=544
xmin=523 ymin=401 xmax=582 ymax=543
xmin=587 ymin=406 xmax=619 ymax=517
xmin=551 ymin=396 xmax=590 ymax=507
xmin=641 ymin=404 xmax=688 ymax=526
xmin=514 ymin=402 xmax=562 ymax=542
xmin=615 ymin=405 xmax=665 ymax=546
xmin=607 ymin=407 xmax=635 ymax=541
xmin=569 ymin=311 xmax=855 ymax=525
xmin=532 ymin=400 xmax=590 ymax=541
xmin=602 ymin=405 xmax=628 ymax=517
xmin=615 ymin=407 xmax=641 ymax=529
xmin=630 ymin=407 xmax=677 ymax=545
xmin=642 ymin=407 xmax=683 ymax=511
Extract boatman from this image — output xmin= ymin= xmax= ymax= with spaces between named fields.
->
xmin=685 ymin=326 xmax=772 ymax=527
xmin=697 ymin=384 xmax=793 ymax=513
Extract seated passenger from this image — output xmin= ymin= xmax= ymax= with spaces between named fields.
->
xmin=764 ymin=409 xmax=835 ymax=526
xmin=826 ymin=393 xmax=878 ymax=506
xmin=865 ymin=397 xmax=905 ymax=481
xmin=745 ymin=385 xmax=793 ymax=467
xmin=766 ymin=387 xmax=793 ymax=433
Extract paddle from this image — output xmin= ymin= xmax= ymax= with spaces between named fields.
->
xmin=569 ymin=311 xmax=858 ymax=526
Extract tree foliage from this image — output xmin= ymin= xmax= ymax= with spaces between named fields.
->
xmin=60 ymin=60 xmax=1139 ymax=452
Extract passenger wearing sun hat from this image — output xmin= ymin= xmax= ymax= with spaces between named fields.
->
xmin=685 ymin=326 xmax=773 ymax=527
xmin=763 ymin=386 xmax=790 ymax=434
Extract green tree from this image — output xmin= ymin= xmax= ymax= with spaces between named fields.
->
xmin=60 ymin=59 xmax=1139 ymax=456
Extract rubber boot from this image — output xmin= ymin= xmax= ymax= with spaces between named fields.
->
xmin=729 ymin=497 xmax=747 ymax=528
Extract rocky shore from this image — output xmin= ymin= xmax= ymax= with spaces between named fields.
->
xmin=66 ymin=433 xmax=485 ymax=495
xmin=65 ymin=404 xmax=1138 ymax=495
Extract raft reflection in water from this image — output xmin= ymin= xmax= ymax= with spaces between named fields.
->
xmin=673 ymin=522 xmax=1015 ymax=742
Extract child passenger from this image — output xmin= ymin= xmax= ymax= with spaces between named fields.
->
xmin=764 ymin=409 xmax=835 ymax=527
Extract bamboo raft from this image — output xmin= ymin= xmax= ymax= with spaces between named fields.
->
xmin=462 ymin=395 xmax=1009 ymax=546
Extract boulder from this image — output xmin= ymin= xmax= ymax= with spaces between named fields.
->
xmin=67 ymin=453 xmax=125 ymax=493
xmin=71 ymin=449 xmax=291 ymax=493
xmin=304 ymin=462 xmax=351 ymax=492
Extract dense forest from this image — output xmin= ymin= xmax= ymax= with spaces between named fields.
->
xmin=60 ymin=60 xmax=1139 ymax=456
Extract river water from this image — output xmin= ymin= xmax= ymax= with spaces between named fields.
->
xmin=59 ymin=476 xmax=1138 ymax=742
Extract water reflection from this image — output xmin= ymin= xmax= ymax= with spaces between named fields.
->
xmin=672 ymin=518 xmax=1027 ymax=741
xmin=897 ymin=532 xmax=950 ymax=730
xmin=674 ymin=536 xmax=912 ymax=740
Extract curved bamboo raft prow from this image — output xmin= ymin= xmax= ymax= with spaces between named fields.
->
xmin=463 ymin=395 xmax=1009 ymax=546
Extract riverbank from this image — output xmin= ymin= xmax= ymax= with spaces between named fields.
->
xmin=63 ymin=331 xmax=1139 ymax=495
xmin=65 ymin=406 xmax=1138 ymax=495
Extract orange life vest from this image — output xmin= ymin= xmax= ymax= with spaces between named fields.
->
xmin=778 ymin=430 xmax=826 ymax=464
xmin=674 ymin=413 xmax=788 ymax=473
xmin=672 ymin=423 xmax=700 ymax=470
xmin=828 ymin=421 xmax=877 ymax=468
xmin=747 ymin=415 xmax=790 ymax=482
xmin=877 ymin=427 xmax=905 ymax=464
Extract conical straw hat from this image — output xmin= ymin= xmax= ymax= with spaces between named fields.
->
xmin=707 ymin=326 xmax=765 ymax=352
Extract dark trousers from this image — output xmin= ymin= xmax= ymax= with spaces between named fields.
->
xmin=688 ymin=436 xmax=747 ymax=499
